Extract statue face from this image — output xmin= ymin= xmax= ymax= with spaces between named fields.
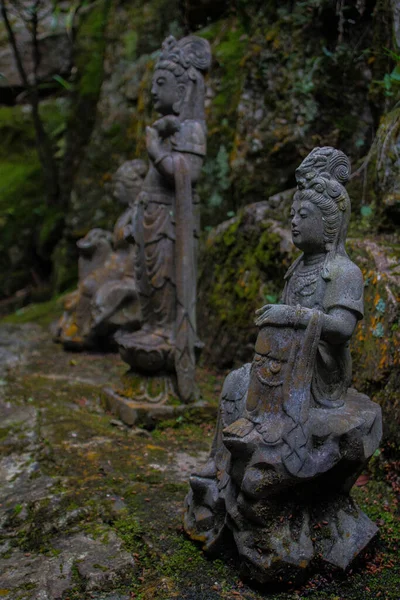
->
xmin=290 ymin=198 xmax=325 ymax=253
xmin=151 ymin=69 xmax=181 ymax=115
xmin=113 ymin=177 xmax=142 ymax=205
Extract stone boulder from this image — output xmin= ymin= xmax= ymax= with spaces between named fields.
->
xmin=348 ymin=237 xmax=400 ymax=444
xmin=198 ymin=198 xmax=296 ymax=369
xmin=347 ymin=108 xmax=400 ymax=228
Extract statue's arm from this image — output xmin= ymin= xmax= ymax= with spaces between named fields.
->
xmin=255 ymin=261 xmax=363 ymax=343
xmin=255 ymin=303 xmax=358 ymax=344
xmin=153 ymin=152 xmax=203 ymax=183
xmin=146 ymin=121 xmax=205 ymax=183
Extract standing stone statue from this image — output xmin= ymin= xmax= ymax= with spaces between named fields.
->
xmin=56 ymin=160 xmax=146 ymax=349
xmin=184 ymin=147 xmax=382 ymax=584
xmin=115 ymin=35 xmax=211 ymax=402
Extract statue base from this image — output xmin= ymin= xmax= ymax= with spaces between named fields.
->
xmin=103 ymin=373 xmax=211 ymax=429
xmin=184 ymin=364 xmax=382 ymax=585
xmin=115 ymin=328 xmax=175 ymax=374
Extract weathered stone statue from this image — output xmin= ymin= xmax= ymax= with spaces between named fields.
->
xmin=115 ymin=35 xmax=211 ymax=402
xmin=184 ymin=147 xmax=382 ymax=584
xmin=56 ymin=160 xmax=146 ymax=349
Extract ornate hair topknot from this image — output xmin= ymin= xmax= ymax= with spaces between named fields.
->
xmin=295 ymin=147 xmax=351 ymax=189
xmin=155 ymin=35 xmax=212 ymax=77
xmin=295 ymin=147 xmax=351 ymax=213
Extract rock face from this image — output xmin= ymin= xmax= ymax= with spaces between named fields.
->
xmin=348 ymin=238 xmax=400 ymax=444
xmin=347 ymin=108 xmax=400 ymax=227
xmin=2 ymin=0 xmax=398 ymax=301
xmin=185 ymin=147 xmax=383 ymax=584
xmin=198 ymin=196 xmax=296 ymax=369
xmin=0 ymin=32 xmax=71 ymax=90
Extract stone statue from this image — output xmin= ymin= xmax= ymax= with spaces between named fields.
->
xmin=184 ymin=147 xmax=382 ymax=584
xmin=56 ymin=160 xmax=147 ymax=349
xmin=115 ymin=35 xmax=211 ymax=402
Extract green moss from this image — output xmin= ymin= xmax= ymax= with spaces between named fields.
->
xmin=202 ymin=217 xmax=287 ymax=330
xmin=1 ymin=296 xmax=62 ymax=327
xmin=75 ymin=2 xmax=110 ymax=98
xmin=121 ymin=0 xmax=182 ymax=57
xmin=161 ymin=538 xmax=208 ymax=580
xmin=0 ymin=100 xmax=71 ymax=299
xmin=113 ymin=512 xmax=143 ymax=552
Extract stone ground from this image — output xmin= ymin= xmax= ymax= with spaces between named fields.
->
xmin=0 ymin=302 xmax=399 ymax=600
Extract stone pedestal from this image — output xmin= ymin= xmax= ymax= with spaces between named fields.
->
xmin=103 ymin=373 xmax=212 ymax=429
xmin=184 ymin=364 xmax=382 ymax=584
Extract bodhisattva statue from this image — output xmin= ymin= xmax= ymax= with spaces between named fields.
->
xmin=115 ymin=35 xmax=211 ymax=402
xmin=184 ymin=147 xmax=382 ymax=584
xmin=56 ymin=160 xmax=147 ymax=349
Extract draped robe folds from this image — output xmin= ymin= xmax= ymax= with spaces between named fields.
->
xmin=281 ymin=253 xmax=364 ymax=409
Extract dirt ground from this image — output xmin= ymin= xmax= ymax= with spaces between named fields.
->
xmin=0 ymin=305 xmax=398 ymax=600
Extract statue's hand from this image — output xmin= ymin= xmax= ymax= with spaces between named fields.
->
xmin=255 ymin=304 xmax=296 ymax=328
xmin=153 ymin=115 xmax=181 ymax=139
xmin=146 ymin=126 xmax=161 ymax=161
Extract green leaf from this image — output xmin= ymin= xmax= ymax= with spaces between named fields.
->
xmin=389 ymin=65 xmax=400 ymax=82
xmin=208 ymin=191 xmax=223 ymax=208
xmin=53 ymin=75 xmax=74 ymax=91
xmin=322 ymin=46 xmax=333 ymax=57
xmin=360 ymin=205 xmax=373 ymax=217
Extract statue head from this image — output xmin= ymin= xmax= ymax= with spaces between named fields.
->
xmin=113 ymin=159 xmax=147 ymax=205
xmin=151 ymin=35 xmax=211 ymax=122
xmin=77 ymin=228 xmax=113 ymax=256
xmin=290 ymin=147 xmax=352 ymax=278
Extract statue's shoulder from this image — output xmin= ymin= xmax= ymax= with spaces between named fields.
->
xmin=329 ymin=254 xmax=363 ymax=285
xmin=174 ymin=120 xmax=206 ymax=156
xmin=325 ymin=254 xmax=364 ymax=318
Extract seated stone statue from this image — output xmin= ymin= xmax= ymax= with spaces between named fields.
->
xmin=184 ymin=147 xmax=382 ymax=584
xmin=56 ymin=160 xmax=146 ymax=349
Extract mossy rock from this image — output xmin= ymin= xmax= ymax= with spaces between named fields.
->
xmin=348 ymin=237 xmax=400 ymax=444
xmin=348 ymin=107 xmax=400 ymax=234
xmin=0 ymin=103 xmax=66 ymax=300
xmin=198 ymin=200 xmax=296 ymax=368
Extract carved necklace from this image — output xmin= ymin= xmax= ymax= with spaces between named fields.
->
xmin=288 ymin=254 xmax=325 ymax=303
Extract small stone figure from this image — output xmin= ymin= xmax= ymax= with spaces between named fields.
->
xmin=184 ymin=147 xmax=382 ymax=584
xmin=56 ymin=160 xmax=146 ymax=349
xmin=115 ymin=35 xmax=211 ymax=402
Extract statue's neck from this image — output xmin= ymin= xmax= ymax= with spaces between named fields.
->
xmin=302 ymin=252 xmax=326 ymax=267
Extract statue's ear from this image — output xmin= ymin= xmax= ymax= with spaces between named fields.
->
xmin=173 ymin=84 xmax=187 ymax=114
xmin=177 ymin=83 xmax=186 ymax=99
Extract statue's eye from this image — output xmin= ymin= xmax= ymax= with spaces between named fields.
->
xmin=300 ymin=212 xmax=308 ymax=219
xmin=157 ymin=78 xmax=165 ymax=86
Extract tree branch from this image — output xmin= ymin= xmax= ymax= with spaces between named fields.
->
xmin=1 ymin=0 xmax=60 ymax=205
